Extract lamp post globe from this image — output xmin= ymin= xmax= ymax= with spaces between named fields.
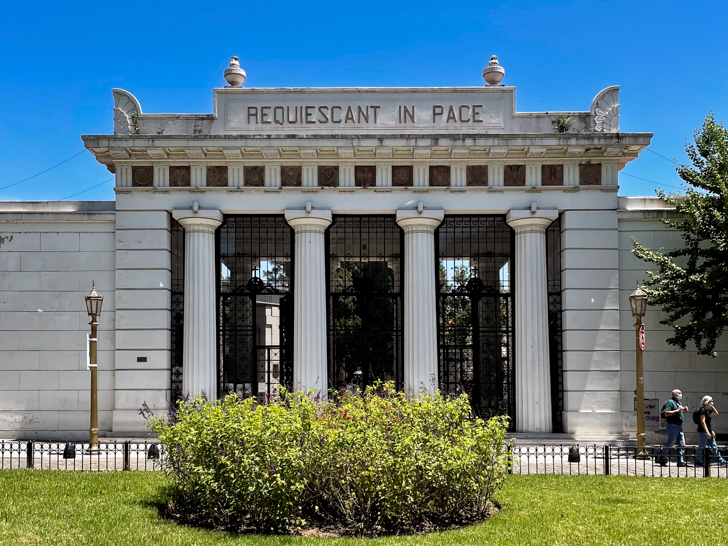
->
xmin=84 ymin=282 xmax=103 ymax=452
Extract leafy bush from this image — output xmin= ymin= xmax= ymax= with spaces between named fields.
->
xmin=145 ymin=383 xmax=511 ymax=536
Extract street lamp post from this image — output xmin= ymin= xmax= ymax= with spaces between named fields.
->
xmin=84 ymin=282 xmax=103 ymax=452
xmin=629 ymin=284 xmax=649 ymax=459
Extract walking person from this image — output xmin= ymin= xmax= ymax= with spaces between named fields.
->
xmin=695 ymin=396 xmax=727 ymax=467
xmin=660 ymin=389 xmax=688 ymax=466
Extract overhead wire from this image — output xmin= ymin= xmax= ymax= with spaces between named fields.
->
xmin=60 ymin=177 xmax=115 ymax=200
xmin=0 ymin=150 xmax=86 ymax=192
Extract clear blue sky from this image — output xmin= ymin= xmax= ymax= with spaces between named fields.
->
xmin=1 ymin=0 xmax=726 ymax=201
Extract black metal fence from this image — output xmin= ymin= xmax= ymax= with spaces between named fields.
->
xmin=0 ymin=441 xmax=164 ymax=471
xmin=508 ymin=444 xmax=728 ymax=478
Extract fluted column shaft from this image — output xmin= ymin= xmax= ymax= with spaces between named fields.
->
xmin=285 ymin=210 xmax=332 ymax=394
xmin=396 ymin=210 xmax=444 ymax=395
xmin=175 ymin=211 xmax=223 ymax=402
xmin=507 ymin=210 xmax=558 ymax=432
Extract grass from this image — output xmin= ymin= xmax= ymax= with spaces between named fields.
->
xmin=1 ymin=470 xmax=727 ymax=545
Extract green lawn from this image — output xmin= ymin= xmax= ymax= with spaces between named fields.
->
xmin=1 ymin=470 xmax=726 ymax=545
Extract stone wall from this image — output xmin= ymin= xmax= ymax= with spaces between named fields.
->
xmin=0 ymin=202 xmax=116 ymax=440
xmin=618 ymin=197 xmax=728 ymax=443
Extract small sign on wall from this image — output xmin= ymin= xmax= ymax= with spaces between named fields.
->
xmin=644 ymin=398 xmax=662 ymax=431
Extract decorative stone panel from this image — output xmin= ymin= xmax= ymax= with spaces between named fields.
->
xmin=466 ymin=165 xmax=488 ymax=186
xmin=244 ymin=166 xmax=265 ymax=187
xmin=131 ymin=166 xmax=153 ymax=187
xmin=206 ymin=166 xmax=228 ymax=187
xmin=169 ymin=166 xmax=191 ymax=187
xmin=281 ymin=166 xmax=302 ymax=187
xmin=504 ymin=165 xmax=526 ymax=186
xmin=318 ymin=166 xmax=339 ymax=187
xmin=392 ymin=166 xmax=413 ymax=187
xmin=542 ymin=165 xmax=564 ymax=186
xmin=355 ymin=166 xmax=376 ymax=187
xmin=429 ymin=166 xmax=450 ymax=187
xmin=579 ymin=163 xmax=602 ymax=185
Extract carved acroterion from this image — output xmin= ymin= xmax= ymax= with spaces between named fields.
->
xmin=590 ymin=86 xmax=620 ymax=133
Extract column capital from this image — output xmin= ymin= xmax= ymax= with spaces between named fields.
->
xmin=173 ymin=210 xmax=223 ymax=232
xmin=285 ymin=210 xmax=332 ymax=233
xmin=396 ymin=210 xmax=444 ymax=233
xmin=506 ymin=209 xmax=558 ymax=233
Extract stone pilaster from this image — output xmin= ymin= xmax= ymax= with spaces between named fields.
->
xmin=285 ymin=210 xmax=332 ymax=394
xmin=396 ymin=210 xmax=444 ymax=395
xmin=507 ymin=209 xmax=559 ymax=432
xmin=173 ymin=210 xmax=223 ymax=401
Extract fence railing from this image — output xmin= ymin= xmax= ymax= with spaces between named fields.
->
xmin=0 ymin=441 xmax=164 ymax=471
xmin=507 ymin=444 xmax=728 ymax=478
xmin=2 ymin=440 xmax=726 ymax=477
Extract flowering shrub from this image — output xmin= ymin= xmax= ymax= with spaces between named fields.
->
xmin=144 ymin=383 xmax=511 ymax=536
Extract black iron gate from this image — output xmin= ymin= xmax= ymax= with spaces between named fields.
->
xmin=436 ymin=216 xmax=515 ymax=424
xmin=170 ymin=218 xmax=185 ymax=403
xmin=327 ymin=216 xmax=403 ymax=391
xmin=546 ymin=216 xmax=564 ymax=432
xmin=217 ymin=216 xmax=294 ymax=402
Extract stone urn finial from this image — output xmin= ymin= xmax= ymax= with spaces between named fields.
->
xmin=483 ymin=55 xmax=505 ymax=85
xmin=224 ymin=56 xmax=247 ymax=87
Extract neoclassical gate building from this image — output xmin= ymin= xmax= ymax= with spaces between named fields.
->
xmin=7 ymin=57 xmax=716 ymax=441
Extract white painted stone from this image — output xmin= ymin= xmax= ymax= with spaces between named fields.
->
xmin=0 ymin=391 xmax=39 ymax=410
xmin=339 ymin=165 xmax=355 ymax=187
xmin=20 ymin=371 xmax=59 ymax=390
xmin=116 ymin=249 xmax=170 ymax=270
xmin=564 ymin=371 xmax=620 ymax=391
xmin=115 ymin=211 xmax=170 ymax=230
xmin=39 ymin=391 xmax=79 ymax=411
xmin=563 ymin=351 xmax=620 ymax=371
xmin=562 ymin=269 xmax=619 ymax=289
xmin=451 ymin=165 xmax=466 ymax=187
xmin=116 ymin=329 xmax=170 ymax=351
xmin=41 ymin=233 xmax=80 ymax=252
xmin=0 ymin=351 xmax=39 ymax=370
xmin=174 ymin=210 xmax=223 ymax=400
xmin=112 ymin=409 xmax=148 ymax=432
xmin=563 ymin=329 xmax=619 ymax=351
xmin=413 ymin=165 xmax=428 ymax=187
xmin=265 ymin=165 xmax=281 ymax=187
xmin=526 ymin=164 xmax=541 ymax=186
xmin=563 ymin=309 xmax=619 ymax=331
xmin=562 ymin=249 xmax=618 ymax=270
xmin=0 ymin=371 xmax=20 ymax=390
xmin=0 ymin=253 xmax=20 ymax=271
xmin=563 ymin=210 xmax=618 ymax=230
xmin=376 ymin=165 xmax=392 ymax=187
xmin=0 ymin=233 xmax=40 ymax=251
xmin=562 ymin=229 xmax=618 ymax=249
xmin=39 ymin=311 xmax=80 ymax=331
xmin=562 ymin=289 xmax=619 ymax=310
xmin=285 ymin=210 xmax=332 ymax=393
xmin=564 ymin=164 xmax=579 ymax=186
xmin=1 ymin=271 xmax=41 ymax=291
xmin=116 ymin=268 xmax=170 ymax=290
xmin=302 ymin=165 xmax=317 ymax=187
xmin=21 ymin=252 xmax=114 ymax=272
xmin=114 ymin=389 xmax=168 ymax=411
xmin=154 ymin=165 xmax=169 ymax=187
xmin=507 ymin=209 xmax=558 ymax=432
xmin=79 ymin=388 xmax=115 ymax=411
xmin=602 ymin=163 xmax=619 ymax=186
xmin=17 ymin=411 xmax=59 ymax=431
xmin=116 ymin=165 xmax=132 ymax=187
xmin=116 ymin=230 xmax=170 ymax=251
xmin=116 ymin=370 xmax=170 ymax=390
xmin=0 ymin=311 xmax=41 ymax=331
xmin=229 ymin=165 xmax=244 ymax=187
xmin=116 ymin=310 xmax=170 ymax=330
xmin=396 ymin=210 xmax=444 ymax=395
xmin=0 ymin=291 xmax=21 ymax=311
xmin=116 ymin=289 xmax=170 ymax=310
xmin=39 ymin=351 xmax=82 ymax=371
xmin=488 ymin=164 xmax=504 ymax=186
xmin=115 ymin=350 xmax=170 ymax=370
xmin=564 ymin=391 xmax=620 ymax=412
xmin=191 ymin=165 xmax=206 ymax=187
xmin=80 ymin=232 xmax=116 ymax=252
xmin=563 ymin=411 xmax=623 ymax=433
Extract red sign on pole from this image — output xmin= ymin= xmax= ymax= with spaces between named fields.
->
xmin=639 ymin=326 xmax=646 ymax=350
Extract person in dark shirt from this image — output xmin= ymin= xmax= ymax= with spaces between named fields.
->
xmin=695 ymin=395 xmax=727 ymax=467
xmin=659 ymin=389 xmax=688 ymax=466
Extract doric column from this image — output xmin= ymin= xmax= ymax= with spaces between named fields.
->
xmin=396 ymin=210 xmax=444 ymax=395
xmin=285 ymin=210 xmax=332 ymax=394
xmin=173 ymin=210 xmax=223 ymax=401
xmin=506 ymin=209 xmax=558 ymax=432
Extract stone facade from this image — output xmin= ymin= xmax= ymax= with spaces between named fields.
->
xmin=1 ymin=68 xmax=724 ymax=441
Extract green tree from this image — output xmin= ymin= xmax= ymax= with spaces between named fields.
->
xmin=633 ymin=113 xmax=728 ymax=356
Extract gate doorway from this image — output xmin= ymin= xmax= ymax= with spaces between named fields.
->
xmin=327 ymin=216 xmax=404 ymax=391
xmin=436 ymin=216 xmax=515 ymax=425
xmin=217 ymin=216 xmax=294 ymax=402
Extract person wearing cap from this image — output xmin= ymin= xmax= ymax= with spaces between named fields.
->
xmin=695 ymin=395 xmax=727 ymax=467
xmin=659 ymin=389 xmax=688 ymax=466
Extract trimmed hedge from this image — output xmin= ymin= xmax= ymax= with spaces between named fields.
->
xmin=145 ymin=383 xmax=511 ymax=536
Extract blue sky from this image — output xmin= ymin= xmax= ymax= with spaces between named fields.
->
xmin=0 ymin=0 xmax=726 ymax=201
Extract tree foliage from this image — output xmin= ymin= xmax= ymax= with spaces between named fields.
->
xmin=633 ymin=113 xmax=728 ymax=356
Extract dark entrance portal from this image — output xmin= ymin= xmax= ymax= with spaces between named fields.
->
xmin=217 ymin=216 xmax=294 ymax=402
xmin=436 ymin=216 xmax=515 ymax=425
xmin=327 ymin=216 xmax=404 ymax=391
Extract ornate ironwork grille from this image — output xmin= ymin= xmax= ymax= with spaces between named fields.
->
xmin=327 ymin=216 xmax=404 ymax=391
xmin=436 ymin=216 xmax=515 ymax=425
xmin=546 ymin=216 xmax=564 ymax=432
xmin=170 ymin=218 xmax=185 ymax=402
xmin=217 ymin=216 xmax=294 ymax=402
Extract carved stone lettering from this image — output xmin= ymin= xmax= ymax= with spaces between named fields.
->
xmin=579 ymin=163 xmax=601 ymax=185
xmin=429 ymin=166 xmax=450 ymax=186
xmin=131 ymin=166 xmax=153 ymax=187
xmin=281 ymin=166 xmax=302 ymax=187
xmin=392 ymin=166 xmax=413 ymax=187
xmin=504 ymin=165 xmax=526 ymax=186
xmin=169 ymin=166 xmax=191 ymax=187
xmin=466 ymin=165 xmax=488 ymax=186
xmin=244 ymin=166 xmax=265 ymax=187
xmin=355 ymin=166 xmax=376 ymax=187
xmin=541 ymin=164 xmax=564 ymax=186
xmin=318 ymin=166 xmax=339 ymax=187
xmin=206 ymin=166 xmax=228 ymax=187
